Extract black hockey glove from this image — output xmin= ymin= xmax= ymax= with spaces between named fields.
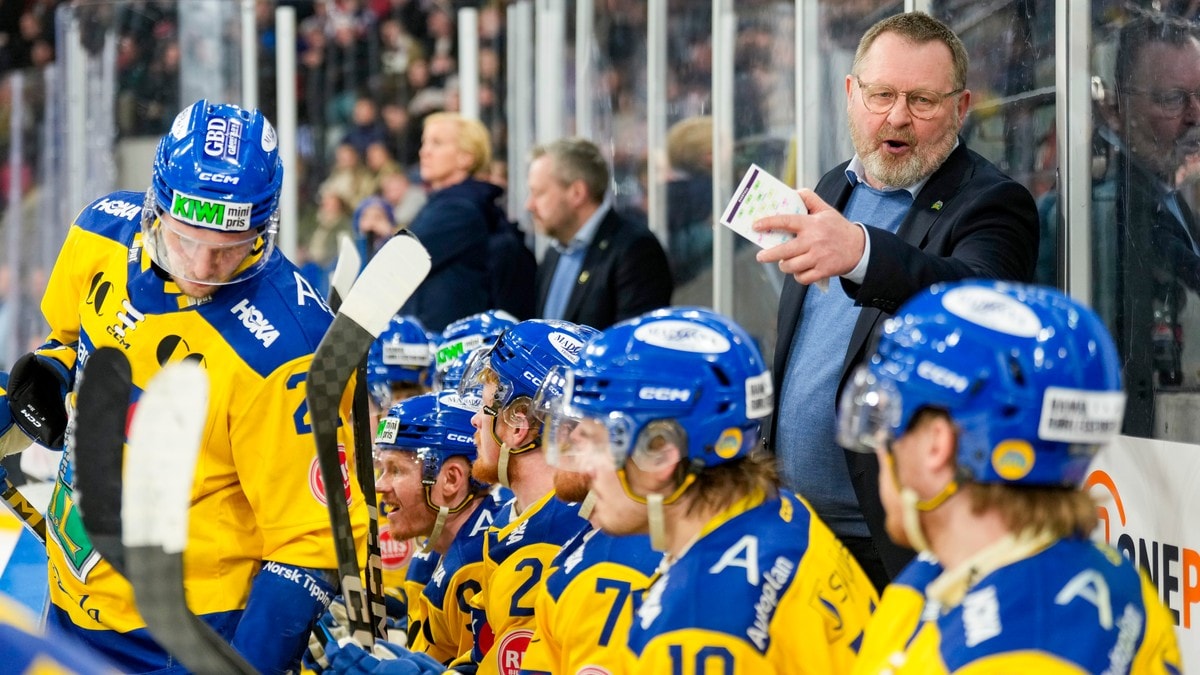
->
xmin=8 ymin=351 xmax=71 ymax=449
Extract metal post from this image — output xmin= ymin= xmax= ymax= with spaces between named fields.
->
xmin=712 ymin=1 xmax=736 ymax=314
xmin=574 ymin=0 xmax=594 ymax=138
xmin=646 ymin=0 xmax=667 ymax=246
xmin=275 ymin=6 xmax=298 ymax=261
xmin=1057 ymin=0 xmax=1091 ymax=302
xmin=240 ymin=0 xmax=258 ymax=110
xmin=458 ymin=7 xmax=480 ymax=120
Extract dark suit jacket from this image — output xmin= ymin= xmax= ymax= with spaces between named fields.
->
xmin=535 ymin=209 xmax=674 ymax=331
xmin=770 ymin=140 xmax=1039 ymax=578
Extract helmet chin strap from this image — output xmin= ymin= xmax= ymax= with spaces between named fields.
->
xmin=422 ymin=505 xmax=450 ymax=554
xmin=647 ymin=493 xmax=667 ymax=551
xmin=578 ymin=490 xmax=597 ymax=520
xmin=897 ymin=479 xmax=958 ymax=554
xmin=491 ymin=422 xmax=537 ymax=490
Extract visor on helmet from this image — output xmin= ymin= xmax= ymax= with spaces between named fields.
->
xmin=141 ymin=188 xmax=278 ymax=286
xmin=836 ymin=365 xmax=904 ymax=454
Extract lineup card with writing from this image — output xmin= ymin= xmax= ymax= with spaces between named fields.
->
xmin=719 ymin=163 xmax=803 ymax=249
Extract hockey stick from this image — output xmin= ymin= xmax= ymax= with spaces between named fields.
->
xmin=307 ymin=233 xmax=430 ymax=647
xmin=328 ymin=233 xmax=362 ymax=312
xmin=328 ymin=234 xmax=389 ymax=642
xmin=122 ymin=361 xmax=258 ymax=675
xmin=0 ymin=472 xmax=45 ymax=543
xmin=73 ymin=347 xmax=133 ymax=576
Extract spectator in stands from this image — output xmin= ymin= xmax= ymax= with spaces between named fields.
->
xmin=529 ymin=137 xmax=673 ymax=330
xmin=380 ymin=100 xmax=419 ymax=168
xmin=664 ymin=115 xmax=715 ymax=288
xmin=342 ymin=95 xmax=387 ymax=159
xmin=379 ymin=170 xmax=427 ymax=229
xmin=318 ymin=141 xmax=375 ymax=209
xmin=306 ymin=187 xmax=354 ymax=271
xmin=353 ymin=194 xmax=400 ymax=261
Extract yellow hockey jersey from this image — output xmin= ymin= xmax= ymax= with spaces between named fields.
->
xmin=626 ymin=489 xmax=877 ymax=674
xmin=41 ymin=192 xmax=368 ymax=670
xmin=466 ymin=491 xmax=587 ymax=675
xmin=853 ymin=535 xmax=1182 ymax=674
xmin=519 ymin=525 xmax=660 ymax=675
xmin=408 ymin=488 xmax=508 ymax=663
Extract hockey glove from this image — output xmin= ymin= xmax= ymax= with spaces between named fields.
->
xmin=7 ymin=352 xmax=72 ymax=449
xmin=323 ymin=636 xmax=447 ymax=675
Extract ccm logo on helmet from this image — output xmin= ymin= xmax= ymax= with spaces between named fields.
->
xmin=639 ymin=386 xmax=692 ymax=402
xmin=198 ymin=172 xmax=240 ymax=185
xmin=447 ymin=433 xmax=474 ymax=445
xmin=916 ymin=360 xmax=969 ymax=393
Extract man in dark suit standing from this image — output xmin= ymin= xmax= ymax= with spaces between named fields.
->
xmin=528 ymin=138 xmax=673 ymax=330
xmin=754 ymin=12 xmax=1038 ymax=591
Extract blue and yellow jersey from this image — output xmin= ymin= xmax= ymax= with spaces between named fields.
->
xmin=410 ymin=488 xmax=508 ymax=663
xmin=41 ymin=192 xmax=369 ymax=669
xmin=380 ymin=527 xmax=420 ymax=622
xmin=519 ymin=525 xmax=661 ymax=675
xmin=468 ymin=491 xmax=587 ymax=675
xmin=0 ymin=592 xmax=119 ymax=674
xmin=853 ymin=535 xmax=1183 ymax=674
xmin=627 ymin=489 xmax=877 ymax=674
xmin=397 ymin=546 xmax=439 ymax=639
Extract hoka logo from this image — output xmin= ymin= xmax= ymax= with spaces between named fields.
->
xmin=231 ymin=299 xmax=279 ymax=347
xmin=94 ymin=198 xmax=141 ymax=221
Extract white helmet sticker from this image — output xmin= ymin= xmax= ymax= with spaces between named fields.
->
xmin=548 ymin=332 xmax=585 ymax=363
xmin=376 ymin=417 xmax=400 ymax=444
xmin=1038 ymin=387 xmax=1125 ymax=443
xmin=633 ymin=320 xmax=732 ymax=353
xmin=170 ymin=190 xmax=253 ymax=232
xmin=262 ymin=121 xmax=278 ymax=152
xmin=745 ymin=371 xmax=774 ymax=419
xmin=170 ymin=104 xmax=194 ymax=140
xmin=941 ymin=286 xmax=1042 ymax=338
xmin=440 ymin=392 xmax=481 ymax=413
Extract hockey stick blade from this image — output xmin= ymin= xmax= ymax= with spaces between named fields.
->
xmin=307 ymin=233 xmax=430 ymax=646
xmin=123 ymin=362 xmax=257 ymax=675
xmin=328 ymin=233 xmax=362 ymax=313
xmin=73 ymin=347 xmax=133 ymax=576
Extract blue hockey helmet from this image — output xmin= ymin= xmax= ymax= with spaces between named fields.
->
xmin=142 ymin=100 xmax=284 ymax=285
xmin=433 ymin=310 xmax=519 ymax=392
xmin=367 ymin=315 xmax=435 ymax=406
xmin=837 ymin=280 xmax=1125 ymax=487
xmin=375 ymin=390 xmax=485 ymax=506
xmin=543 ymin=307 xmax=773 ymax=472
xmin=458 ymin=319 xmax=599 ymax=414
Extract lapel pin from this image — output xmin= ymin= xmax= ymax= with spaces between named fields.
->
xmin=599 ymin=239 xmax=610 ymax=250
xmin=578 ymin=271 xmax=590 ymax=284
xmin=931 ymin=200 xmax=944 ymax=211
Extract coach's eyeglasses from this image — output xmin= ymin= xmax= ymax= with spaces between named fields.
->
xmin=1124 ymin=87 xmax=1200 ymax=118
xmin=855 ymin=77 xmax=964 ymax=120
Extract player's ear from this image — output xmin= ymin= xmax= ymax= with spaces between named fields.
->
xmin=438 ymin=456 xmax=470 ymax=499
